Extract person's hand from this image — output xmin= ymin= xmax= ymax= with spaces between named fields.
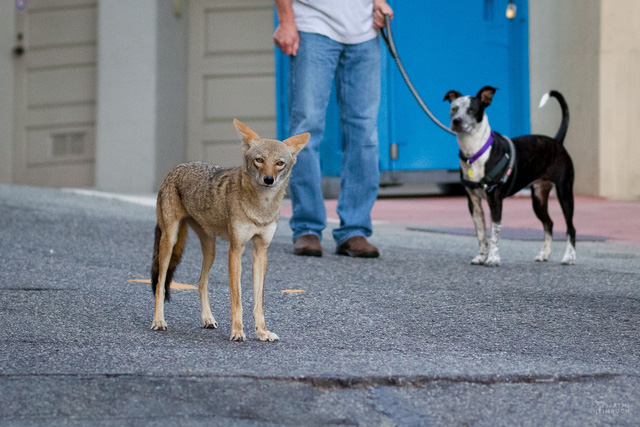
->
xmin=274 ymin=21 xmax=299 ymax=56
xmin=373 ymin=0 xmax=394 ymax=29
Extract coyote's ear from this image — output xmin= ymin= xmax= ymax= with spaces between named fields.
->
xmin=233 ymin=119 xmax=260 ymax=148
xmin=283 ymin=132 xmax=310 ymax=155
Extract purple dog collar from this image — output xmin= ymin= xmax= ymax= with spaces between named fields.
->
xmin=459 ymin=131 xmax=494 ymax=164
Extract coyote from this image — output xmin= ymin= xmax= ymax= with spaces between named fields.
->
xmin=150 ymin=119 xmax=309 ymax=341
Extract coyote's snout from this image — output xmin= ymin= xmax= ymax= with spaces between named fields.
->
xmin=150 ymin=119 xmax=309 ymax=341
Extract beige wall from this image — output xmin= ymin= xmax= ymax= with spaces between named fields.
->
xmin=529 ymin=0 xmax=601 ymax=197
xmin=530 ymin=0 xmax=640 ymax=200
xmin=599 ymin=0 xmax=640 ymax=199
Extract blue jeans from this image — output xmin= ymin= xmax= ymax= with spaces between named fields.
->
xmin=288 ymin=32 xmax=381 ymax=245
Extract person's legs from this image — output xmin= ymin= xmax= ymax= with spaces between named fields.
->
xmin=332 ymin=37 xmax=381 ymax=245
xmin=288 ymin=32 xmax=341 ymax=243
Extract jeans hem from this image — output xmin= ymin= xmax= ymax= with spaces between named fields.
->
xmin=334 ymin=231 xmax=371 ymax=247
xmin=292 ymin=230 xmax=323 ymax=243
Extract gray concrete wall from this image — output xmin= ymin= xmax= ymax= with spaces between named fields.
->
xmin=598 ymin=0 xmax=640 ymax=199
xmin=154 ymin=1 xmax=187 ymax=190
xmin=95 ymin=0 xmax=186 ymax=193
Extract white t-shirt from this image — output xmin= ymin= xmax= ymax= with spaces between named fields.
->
xmin=293 ymin=0 xmax=378 ymax=44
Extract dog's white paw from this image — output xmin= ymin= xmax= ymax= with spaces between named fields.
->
xmin=485 ymin=255 xmax=500 ymax=267
xmin=535 ymin=252 xmax=550 ymax=262
xmin=230 ymin=331 xmax=246 ymax=342
xmin=561 ymin=243 xmax=576 ymax=265
xmin=471 ymin=255 xmax=487 ymax=265
xmin=257 ymin=330 xmax=279 ymax=342
xmin=151 ymin=319 xmax=167 ymax=331
xmin=202 ymin=316 xmax=218 ymax=329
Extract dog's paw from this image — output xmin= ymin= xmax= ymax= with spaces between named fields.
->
xmin=257 ymin=330 xmax=279 ymax=342
xmin=202 ymin=316 xmax=218 ymax=329
xmin=484 ymin=256 xmax=500 ymax=267
xmin=471 ymin=255 xmax=487 ymax=265
xmin=230 ymin=330 xmax=246 ymax=342
xmin=561 ymin=245 xmax=576 ymax=265
xmin=535 ymin=253 xmax=550 ymax=262
xmin=151 ymin=320 xmax=167 ymax=331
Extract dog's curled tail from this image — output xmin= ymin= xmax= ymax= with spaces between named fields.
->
xmin=539 ymin=90 xmax=570 ymax=143
xmin=151 ymin=222 xmax=188 ymax=302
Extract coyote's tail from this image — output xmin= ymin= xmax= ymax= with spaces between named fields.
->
xmin=539 ymin=90 xmax=570 ymax=143
xmin=151 ymin=222 xmax=188 ymax=302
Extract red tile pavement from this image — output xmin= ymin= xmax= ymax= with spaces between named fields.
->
xmin=281 ymin=196 xmax=640 ymax=245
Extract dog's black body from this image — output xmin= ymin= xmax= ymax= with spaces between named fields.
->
xmin=444 ymin=86 xmax=576 ymax=266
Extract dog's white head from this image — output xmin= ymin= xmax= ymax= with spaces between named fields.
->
xmin=443 ymin=86 xmax=497 ymax=134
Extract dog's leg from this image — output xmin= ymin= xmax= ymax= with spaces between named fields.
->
xmin=485 ymin=195 xmax=503 ymax=267
xmin=152 ymin=221 xmax=180 ymax=331
xmin=467 ymin=192 xmax=488 ymax=265
xmin=252 ymin=233 xmax=279 ymax=342
xmin=556 ymin=180 xmax=577 ymax=265
xmin=531 ymin=181 xmax=554 ymax=262
xmin=228 ymin=240 xmax=246 ymax=341
xmin=198 ymin=235 xmax=218 ymax=329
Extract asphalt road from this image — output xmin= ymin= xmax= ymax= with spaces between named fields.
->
xmin=0 ymin=184 xmax=638 ymax=426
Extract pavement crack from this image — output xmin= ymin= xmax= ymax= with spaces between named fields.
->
xmin=0 ymin=372 xmax=631 ymax=390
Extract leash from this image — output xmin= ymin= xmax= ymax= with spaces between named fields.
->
xmin=380 ymin=14 xmax=456 ymax=136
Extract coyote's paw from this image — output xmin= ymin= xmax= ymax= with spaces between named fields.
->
xmin=202 ymin=315 xmax=218 ymax=329
xmin=257 ymin=330 xmax=279 ymax=342
xmin=151 ymin=320 xmax=167 ymax=331
xmin=230 ymin=330 xmax=246 ymax=342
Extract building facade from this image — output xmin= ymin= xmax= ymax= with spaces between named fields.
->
xmin=0 ymin=0 xmax=638 ymax=200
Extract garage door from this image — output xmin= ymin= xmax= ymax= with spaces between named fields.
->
xmin=187 ymin=0 xmax=276 ymax=166
xmin=13 ymin=0 xmax=97 ymax=188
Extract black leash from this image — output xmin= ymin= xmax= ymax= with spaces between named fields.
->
xmin=380 ymin=14 xmax=456 ymax=136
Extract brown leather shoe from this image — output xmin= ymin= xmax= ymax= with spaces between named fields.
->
xmin=293 ymin=234 xmax=322 ymax=257
xmin=336 ymin=236 xmax=379 ymax=258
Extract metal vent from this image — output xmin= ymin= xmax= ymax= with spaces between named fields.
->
xmin=51 ymin=132 xmax=86 ymax=157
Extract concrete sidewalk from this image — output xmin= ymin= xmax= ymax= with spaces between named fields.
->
xmin=281 ymin=195 xmax=640 ymax=245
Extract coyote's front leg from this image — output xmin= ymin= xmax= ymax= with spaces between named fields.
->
xmin=252 ymin=233 xmax=279 ymax=342
xmin=228 ymin=241 xmax=246 ymax=342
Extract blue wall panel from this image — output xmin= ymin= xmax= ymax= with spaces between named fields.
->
xmin=275 ymin=0 xmax=529 ymax=177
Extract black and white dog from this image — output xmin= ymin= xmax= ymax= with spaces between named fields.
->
xmin=443 ymin=86 xmax=576 ymax=266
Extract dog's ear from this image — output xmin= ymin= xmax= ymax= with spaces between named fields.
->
xmin=283 ymin=132 xmax=310 ymax=155
xmin=233 ymin=119 xmax=261 ymax=149
xmin=476 ymin=86 xmax=498 ymax=107
xmin=443 ymin=90 xmax=462 ymax=103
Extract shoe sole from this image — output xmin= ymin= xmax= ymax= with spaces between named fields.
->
xmin=335 ymin=248 xmax=379 ymax=258
xmin=294 ymin=248 xmax=322 ymax=257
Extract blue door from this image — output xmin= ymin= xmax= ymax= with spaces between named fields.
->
xmin=275 ymin=0 xmax=529 ymax=177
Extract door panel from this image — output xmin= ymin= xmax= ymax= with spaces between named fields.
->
xmin=275 ymin=0 xmax=530 ymax=177
xmin=13 ymin=0 xmax=97 ymax=188
xmin=187 ymin=0 xmax=276 ymax=167
xmin=384 ymin=0 xmax=530 ymax=171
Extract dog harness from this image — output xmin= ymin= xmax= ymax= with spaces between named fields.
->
xmin=460 ymin=134 xmax=517 ymax=194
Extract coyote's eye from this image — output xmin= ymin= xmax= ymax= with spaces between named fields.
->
xmin=255 ymin=158 xmax=264 ymax=164
xmin=276 ymin=160 xmax=285 ymax=167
